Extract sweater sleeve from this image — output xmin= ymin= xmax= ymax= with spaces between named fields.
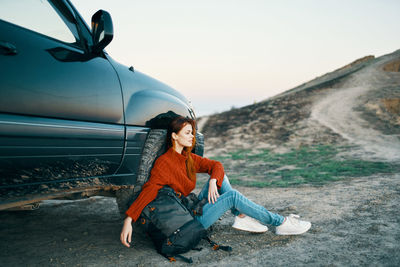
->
xmin=192 ymin=153 xmax=225 ymax=188
xmin=125 ymin=158 xmax=169 ymax=222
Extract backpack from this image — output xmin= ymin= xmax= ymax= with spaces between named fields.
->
xmin=139 ymin=186 xmax=231 ymax=263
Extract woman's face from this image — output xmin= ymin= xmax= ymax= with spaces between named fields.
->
xmin=173 ymin=123 xmax=194 ymax=148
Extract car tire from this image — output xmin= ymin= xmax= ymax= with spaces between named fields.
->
xmin=116 ymin=129 xmax=167 ymax=218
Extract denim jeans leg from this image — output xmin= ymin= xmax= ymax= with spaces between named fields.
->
xmin=195 ymin=189 xmax=284 ymax=229
xmin=197 ymin=175 xmax=240 ymax=216
xmin=198 ymin=174 xmax=234 ymax=199
xmin=197 ymin=180 xmax=209 ymax=202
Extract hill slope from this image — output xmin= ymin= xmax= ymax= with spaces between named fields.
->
xmin=199 ymin=50 xmax=400 ymax=163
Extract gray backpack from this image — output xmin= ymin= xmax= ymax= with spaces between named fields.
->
xmin=139 ymin=186 xmax=231 ymax=263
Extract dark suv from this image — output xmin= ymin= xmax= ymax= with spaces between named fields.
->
xmin=0 ymin=0 xmax=203 ymax=213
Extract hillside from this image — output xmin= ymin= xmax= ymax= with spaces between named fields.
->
xmin=199 ymin=50 xmax=400 ymax=163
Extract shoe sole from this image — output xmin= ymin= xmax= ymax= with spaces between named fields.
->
xmin=276 ymin=223 xmax=311 ymax=235
xmin=232 ymin=226 xmax=268 ymax=233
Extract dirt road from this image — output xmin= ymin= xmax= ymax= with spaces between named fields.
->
xmin=1 ymin=172 xmax=399 ymax=266
xmin=311 ymin=53 xmax=400 ymax=162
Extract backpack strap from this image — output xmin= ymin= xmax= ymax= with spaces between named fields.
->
xmin=175 ymin=255 xmax=193 ymax=263
xmin=204 ymin=236 xmax=232 ymax=252
xmin=166 ymin=255 xmax=193 ymax=263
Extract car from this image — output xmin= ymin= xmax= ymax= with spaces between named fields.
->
xmin=0 ymin=0 xmax=204 ymax=214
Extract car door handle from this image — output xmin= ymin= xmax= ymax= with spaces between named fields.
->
xmin=0 ymin=41 xmax=18 ymax=55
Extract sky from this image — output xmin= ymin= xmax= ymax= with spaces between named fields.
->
xmin=70 ymin=0 xmax=400 ymax=116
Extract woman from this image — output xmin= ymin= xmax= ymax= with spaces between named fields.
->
xmin=120 ymin=116 xmax=311 ymax=247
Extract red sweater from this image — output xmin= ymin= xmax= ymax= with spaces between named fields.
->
xmin=125 ymin=147 xmax=225 ymax=222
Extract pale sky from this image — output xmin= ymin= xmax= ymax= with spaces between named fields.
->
xmin=71 ymin=0 xmax=400 ymax=116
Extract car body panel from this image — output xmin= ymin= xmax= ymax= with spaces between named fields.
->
xmin=0 ymin=0 xmax=203 ymax=209
xmin=0 ymin=113 xmax=125 ymax=188
xmin=0 ymin=20 xmax=124 ymax=124
xmin=106 ymin=57 xmax=194 ymax=127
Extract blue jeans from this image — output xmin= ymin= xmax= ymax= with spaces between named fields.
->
xmin=195 ymin=175 xmax=285 ymax=229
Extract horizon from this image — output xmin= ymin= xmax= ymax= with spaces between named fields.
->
xmin=70 ymin=0 xmax=400 ymax=116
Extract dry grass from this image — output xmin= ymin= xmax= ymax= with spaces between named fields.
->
xmin=383 ymin=59 xmax=400 ymax=72
xmin=382 ymin=98 xmax=400 ymax=115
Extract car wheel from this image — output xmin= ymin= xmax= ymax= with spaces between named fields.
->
xmin=116 ymin=129 xmax=167 ymax=218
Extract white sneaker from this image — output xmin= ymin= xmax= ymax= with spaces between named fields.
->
xmin=232 ymin=215 xmax=268 ymax=233
xmin=275 ymin=214 xmax=311 ymax=235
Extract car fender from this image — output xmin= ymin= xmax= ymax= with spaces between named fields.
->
xmin=106 ymin=55 xmax=194 ymax=127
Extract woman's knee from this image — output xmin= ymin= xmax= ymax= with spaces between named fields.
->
xmin=219 ymin=175 xmax=234 ymax=193
xmin=224 ymin=189 xmax=240 ymax=200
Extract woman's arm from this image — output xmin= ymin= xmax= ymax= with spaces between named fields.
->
xmin=121 ymin=157 xmax=170 ymax=248
xmin=120 ymin=169 xmax=166 ymax=247
xmin=192 ymin=153 xmax=225 ymax=188
xmin=124 ymin=178 xmax=164 ymax=222
xmin=124 ymin=155 xmax=171 ymax=221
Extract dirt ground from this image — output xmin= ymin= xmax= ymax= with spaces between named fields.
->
xmin=1 ymin=172 xmax=399 ymax=266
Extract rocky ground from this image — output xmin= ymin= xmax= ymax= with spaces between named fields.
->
xmin=1 ymin=50 xmax=399 ymax=266
xmin=1 ymin=173 xmax=399 ymax=266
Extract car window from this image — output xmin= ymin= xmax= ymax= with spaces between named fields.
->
xmin=0 ymin=0 xmax=79 ymax=44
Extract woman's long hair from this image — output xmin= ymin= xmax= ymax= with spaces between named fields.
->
xmin=167 ymin=116 xmax=197 ymax=181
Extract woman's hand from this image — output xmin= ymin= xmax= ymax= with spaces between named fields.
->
xmin=120 ymin=216 xmax=133 ymax=248
xmin=208 ymin=178 xmax=220 ymax=204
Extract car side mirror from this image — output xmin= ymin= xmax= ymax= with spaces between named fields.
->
xmin=91 ymin=10 xmax=113 ymax=53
